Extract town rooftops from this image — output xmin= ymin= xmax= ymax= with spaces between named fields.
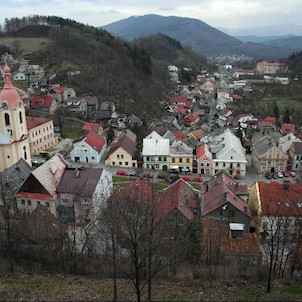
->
xmin=26 ymin=116 xmax=52 ymax=130
xmin=31 ymin=95 xmax=53 ymax=108
xmin=84 ymin=132 xmax=106 ymax=153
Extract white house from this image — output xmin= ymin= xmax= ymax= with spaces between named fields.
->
xmin=70 ymin=132 xmax=106 ymax=164
xmin=142 ymin=131 xmax=170 ymax=170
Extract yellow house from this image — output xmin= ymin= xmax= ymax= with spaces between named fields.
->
xmin=169 ymin=140 xmax=193 ymax=173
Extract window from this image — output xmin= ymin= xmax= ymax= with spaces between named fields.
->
xmin=62 ymin=198 xmax=69 ymax=203
xmin=186 ymin=158 xmax=190 ymax=163
xmin=215 ymin=162 xmax=218 ymax=167
xmin=27 ymin=200 xmax=32 ymax=206
xmin=229 ymin=210 xmax=234 ymax=217
xmin=223 ymin=163 xmax=226 ymax=167
xmin=46 ymin=202 xmax=50 ymax=208
xmin=172 ymin=158 xmax=175 ymax=163
xmin=163 ymin=157 xmax=167 ymax=161
xmin=4 ymin=113 xmax=10 ymax=126
xmin=159 ymin=157 xmax=162 ymax=161
xmin=21 ymin=199 xmax=25 ymax=205
xmin=19 ymin=111 xmax=23 ymax=124
xmin=125 ymin=162 xmax=129 ymax=166
xmin=179 ymin=158 xmax=183 ymax=163
xmin=237 ymin=163 xmax=240 ymax=168
xmin=121 ymin=154 xmax=124 ymax=159
xmin=112 ymin=162 xmax=115 ymax=165
xmin=83 ymin=198 xmax=90 ymax=204
xmin=37 ymin=201 xmax=41 ymax=205
xmin=23 ymin=146 xmax=27 ymax=160
xmin=119 ymin=162 xmax=122 ymax=165
xmin=91 ymin=157 xmax=95 ymax=160
xmin=146 ymin=156 xmax=150 ymax=161
xmin=117 ymin=154 xmax=120 ymax=158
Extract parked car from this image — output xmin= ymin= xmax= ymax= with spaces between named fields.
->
xmin=290 ymin=171 xmax=297 ymax=177
xmin=192 ymin=177 xmax=203 ymax=183
xmin=157 ymin=172 xmax=168 ymax=180
xmin=129 ymin=170 xmax=140 ymax=177
xmin=141 ymin=172 xmax=153 ymax=179
xmin=283 ymin=171 xmax=289 ymax=177
xmin=264 ymin=173 xmax=272 ymax=179
xmin=277 ymin=172 xmax=284 ymax=178
xmin=116 ymin=170 xmax=128 ymax=176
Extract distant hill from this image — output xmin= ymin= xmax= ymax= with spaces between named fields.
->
xmin=102 ymin=14 xmax=293 ymax=59
xmin=234 ymin=35 xmax=293 ymax=43
xmin=261 ymin=36 xmax=302 ymax=51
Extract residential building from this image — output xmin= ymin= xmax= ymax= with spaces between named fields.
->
xmin=169 ymin=140 xmax=193 ymax=173
xmin=13 ymin=72 xmax=28 ymax=81
xmin=207 ymin=129 xmax=247 ymax=178
xmin=201 ymin=170 xmax=250 ymax=232
xmin=70 ymin=132 xmax=106 ymax=164
xmin=26 ymin=116 xmax=58 ymax=155
xmin=142 ymin=131 xmax=170 ymax=170
xmin=66 ymin=97 xmax=87 ymax=115
xmin=252 ymin=136 xmax=288 ymax=174
xmin=280 ymin=123 xmax=296 ymax=136
xmin=57 ymin=167 xmax=113 ymax=225
xmin=278 ymin=133 xmax=301 ymax=155
xmin=105 ymin=132 xmax=138 ymax=168
xmin=256 ymin=61 xmax=288 ymax=74
xmin=31 ymin=95 xmax=58 ymax=114
xmin=26 ymin=64 xmax=45 ymax=82
xmin=15 ymin=154 xmax=68 ymax=217
xmin=0 ymin=64 xmax=32 ymax=172
xmin=196 ymin=143 xmax=212 ymax=175
xmin=248 ymin=181 xmax=302 ymax=235
xmin=288 ymin=141 xmax=302 ymax=171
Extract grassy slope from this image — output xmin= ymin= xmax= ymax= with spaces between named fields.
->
xmin=0 ymin=36 xmax=51 ymax=52
xmin=0 ymin=273 xmax=302 ymax=301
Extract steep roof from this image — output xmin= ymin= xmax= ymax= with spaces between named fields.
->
xmin=31 ymin=95 xmax=53 ymax=108
xmin=84 ymin=132 xmax=106 ymax=153
xmin=143 ymin=132 xmax=170 ymax=156
xmin=189 ymin=128 xmax=205 ymax=140
xmin=57 ymin=168 xmax=103 ymax=197
xmin=106 ymin=133 xmax=136 ymax=159
xmin=196 ymin=143 xmax=212 ymax=160
xmin=201 ymin=170 xmax=250 ymax=217
xmin=280 ymin=123 xmax=296 ymax=135
xmin=26 ymin=116 xmax=52 ymax=130
xmin=82 ymin=122 xmax=101 ymax=133
xmin=158 ymin=179 xmax=199 ymax=221
xmin=258 ymin=181 xmax=302 ymax=217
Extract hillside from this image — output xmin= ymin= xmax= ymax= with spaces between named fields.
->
xmin=1 ymin=17 xmax=190 ymax=120
xmin=261 ymin=36 xmax=302 ymax=51
xmin=102 ymin=14 xmax=293 ymax=59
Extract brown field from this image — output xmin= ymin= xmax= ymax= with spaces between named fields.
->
xmin=0 ymin=36 xmax=51 ymax=52
xmin=0 ymin=273 xmax=302 ymax=301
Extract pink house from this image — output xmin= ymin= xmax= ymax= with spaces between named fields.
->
xmin=196 ymin=143 xmax=212 ymax=175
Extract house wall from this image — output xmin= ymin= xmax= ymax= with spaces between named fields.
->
xmin=29 ymin=120 xmax=58 ymax=155
xmin=289 ymin=146 xmax=302 ymax=171
xmin=252 ymin=146 xmax=288 ymax=174
xmin=105 ymin=147 xmax=137 ymax=168
xmin=169 ymin=155 xmax=193 ymax=172
xmin=207 ymin=203 xmax=250 ymax=233
xmin=212 ymin=160 xmax=246 ymax=178
xmin=70 ymin=141 xmax=104 ymax=164
xmin=248 ymin=183 xmax=261 ymax=233
xmin=143 ymin=155 xmax=169 ymax=170
xmin=197 ymin=155 xmax=212 ymax=175
xmin=16 ymin=196 xmax=56 ymax=217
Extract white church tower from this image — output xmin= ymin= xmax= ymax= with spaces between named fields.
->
xmin=0 ymin=63 xmax=31 ymax=172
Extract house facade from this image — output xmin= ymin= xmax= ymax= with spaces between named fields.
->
xmin=26 ymin=117 xmax=59 ymax=155
xmin=70 ymin=132 xmax=106 ymax=164
xmin=252 ymin=136 xmax=288 ymax=174
xmin=169 ymin=140 xmax=193 ymax=173
xmin=105 ymin=132 xmax=138 ymax=168
xmin=288 ymin=141 xmax=302 ymax=171
xmin=196 ymin=143 xmax=212 ymax=175
xmin=142 ymin=131 xmax=170 ymax=170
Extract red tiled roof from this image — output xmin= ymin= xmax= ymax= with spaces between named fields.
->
xmin=185 ymin=112 xmax=200 ymax=122
xmin=157 ymin=179 xmax=198 ymax=221
xmin=82 ymin=122 xmax=101 ymax=133
xmin=174 ymin=105 xmax=188 ymax=115
xmin=108 ymin=178 xmax=158 ymax=206
xmin=201 ymin=171 xmax=250 ymax=217
xmin=257 ymin=119 xmax=274 ymax=127
xmin=264 ymin=116 xmax=276 ymax=124
xmin=196 ymin=144 xmax=206 ymax=160
xmin=52 ymin=87 xmax=65 ymax=94
xmin=175 ymin=130 xmax=186 ymax=140
xmin=26 ymin=116 xmax=52 ymax=130
xmin=31 ymin=95 xmax=53 ymax=108
xmin=258 ymin=181 xmax=302 ymax=217
xmin=190 ymin=128 xmax=205 ymax=140
xmin=84 ymin=132 xmax=106 ymax=153
xmin=169 ymin=95 xmax=188 ymax=104
xmin=280 ymin=123 xmax=296 ymax=135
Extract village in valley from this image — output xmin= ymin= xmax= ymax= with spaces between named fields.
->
xmin=1 ymin=48 xmax=302 ymax=298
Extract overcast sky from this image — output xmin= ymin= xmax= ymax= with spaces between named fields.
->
xmin=1 ymin=0 xmax=302 ymax=29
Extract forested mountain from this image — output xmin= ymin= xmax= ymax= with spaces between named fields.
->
xmin=0 ymin=16 xmax=206 ymax=120
xmin=287 ymin=50 xmax=302 ymax=77
xmin=102 ymin=14 xmax=293 ymax=59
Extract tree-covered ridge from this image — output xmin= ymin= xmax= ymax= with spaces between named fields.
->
xmin=287 ymin=50 xmax=302 ymax=77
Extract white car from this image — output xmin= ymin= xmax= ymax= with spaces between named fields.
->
xmin=277 ymin=172 xmax=283 ymax=178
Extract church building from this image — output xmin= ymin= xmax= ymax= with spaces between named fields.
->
xmin=0 ymin=63 xmax=32 ymax=172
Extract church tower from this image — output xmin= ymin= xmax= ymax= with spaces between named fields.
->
xmin=0 ymin=63 xmax=31 ymax=172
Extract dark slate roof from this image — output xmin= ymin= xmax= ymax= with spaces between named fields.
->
xmin=0 ymin=159 xmax=32 ymax=202
xmin=57 ymin=168 xmax=103 ymax=197
xmin=106 ymin=133 xmax=136 ymax=160
xmin=293 ymin=141 xmax=302 ymax=154
xmin=252 ymin=136 xmax=275 ymax=155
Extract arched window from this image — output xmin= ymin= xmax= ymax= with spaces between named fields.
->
xmin=4 ymin=113 xmax=10 ymax=126
xmin=23 ymin=146 xmax=27 ymax=160
xmin=19 ymin=111 xmax=23 ymax=124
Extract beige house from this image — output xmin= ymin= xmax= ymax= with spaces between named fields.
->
xmin=26 ymin=117 xmax=59 ymax=155
xmin=252 ymin=136 xmax=288 ymax=174
xmin=105 ymin=132 xmax=138 ymax=168
xmin=0 ymin=64 xmax=32 ymax=172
